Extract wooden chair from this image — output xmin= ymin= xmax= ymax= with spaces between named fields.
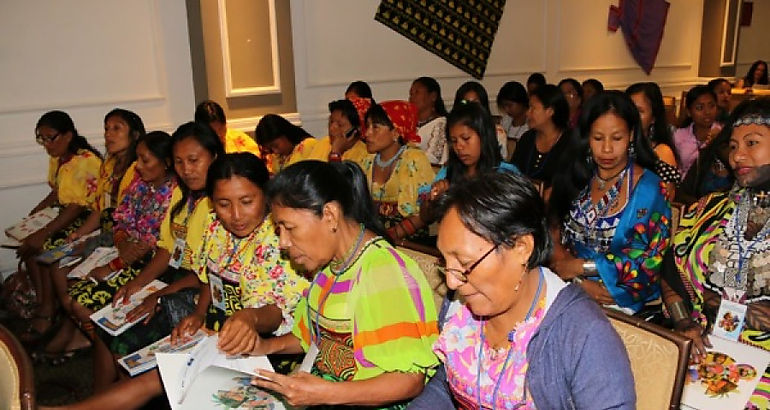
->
xmin=397 ymin=241 xmax=447 ymax=310
xmin=603 ymin=308 xmax=691 ymax=410
xmin=662 ymin=95 xmax=678 ymax=128
xmin=670 ymin=201 xmax=686 ymax=235
xmin=0 ymin=325 xmax=35 ymax=410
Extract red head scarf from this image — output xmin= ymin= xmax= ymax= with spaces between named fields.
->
xmin=379 ymin=100 xmax=420 ymax=144
xmin=348 ymin=97 xmax=372 ymax=138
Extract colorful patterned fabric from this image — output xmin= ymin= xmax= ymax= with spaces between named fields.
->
xmin=360 ymin=146 xmax=434 ymax=240
xmin=112 ymin=174 xmax=176 ymax=248
xmin=68 ymin=256 xmax=147 ymax=311
xmin=223 ymin=128 xmax=262 ymax=158
xmin=416 ymin=116 xmax=448 ymax=165
xmin=292 ymin=238 xmax=439 ymax=382
xmin=349 ymin=97 xmax=372 ymax=137
xmin=563 ymin=170 xmax=670 ymax=312
xmin=265 ymin=137 xmax=317 ymax=175
xmin=380 ymin=101 xmax=420 ymax=144
xmin=93 ymin=157 xmax=136 ymax=212
xmin=156 ymin=187 xmax=211 ymax=271
xmin=435 ymin=297 xmax=545 ymax=409
xmin=194 ymin=213 xmax=308 ymax=334
xmin=47 ymin=149 xmax=101 ymax=208
xmin=374 ymin=0 xmax=507 ymax=79
xmin=306 ymin=136 xmax=371 ymax=168
xmin=607 ymin=0 xmax=669 ymax=74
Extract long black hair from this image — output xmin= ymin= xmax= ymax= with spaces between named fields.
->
xmin=136 ymin=130 xmax=173 ymax=176
xmin=625 ymin=82 xmax=679 ymax=163
xmin=169 ymin=121 xmax=225 ymax=219
xmin=254 ymin=114 xmax=313 ymax=146
xmin=105 ymin=108 xmax=145 ymax=176
xmin=35 ymin=111 xmax=102 ymax=159
xmin=744 ymin=60 xmax=769 ymax=87
xmin=530 ymin=84 xmax=570 ymax=131
xmin=496 ymin=81 xmax=529 ymax=110
xmin=453 ymin=81 xmax=492 ymax=112
xmin=266 ymin=160 xmax=388 ymax=240
xmin=549 ymin=91 xmax=658 ymax=222
xmin=345 ymin=81 xmax=373 ymax=99
xmin=206 ymin=152 xmax=269 ymax=198
xmin=445 ymin=102 xmax=503 ymax=183
xmin=413 ymin=77 xmax=448 ymax=116
xmin=194 ymin=100 xmax=227 ymax=124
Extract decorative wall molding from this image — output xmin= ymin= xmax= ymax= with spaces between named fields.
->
xmin=720 ymin=0 xmax=743 ymax=67
xmin=558 ymin=62 xmax=693 ymax=74
xmin=227 ymin=112 xmax=302 ymax=133
xmin=218 ymin=0 xmax=281 ymax=97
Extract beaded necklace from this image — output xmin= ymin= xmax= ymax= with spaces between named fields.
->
xmin=573 ymin=163 xmax=631 ymax=249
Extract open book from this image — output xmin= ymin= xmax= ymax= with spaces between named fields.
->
xmin=36 ymin=230 xmax=101 ymax=265
xmin=118 ymin=330 xmax=207 ymax=377
xmin=67 ymin=246 xmax=120 ymax=280
xmin=5 ymin=207 xmax=58 ymax=241
xmin=89 ymin=279 xmax=167 ymax=336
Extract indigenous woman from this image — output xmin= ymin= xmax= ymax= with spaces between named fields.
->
xmin=360 ymin=101 xmax=434 ymax=243
xmin=194 ymin=99 xmax=262 ymax=157
xmin=307 ymin=98 xmax=370 ymax=167
xmin=17 ymin=111 xmax=101 ymax=340
xmin=496 ymin=81 xmax=530 ymax=156
xmin=663 ymin=98 xmax=770 ymax=409
xmin=255 ymin=114 xmax=316 ymax=174
xmin=674 ymin=85 xmax=723 ymax=177
xmin=452 ymin=81 xmax=507 ymax=159
xmin=249 ymin=160 xmax=439 ymax=408
xmin=549 ymin=91 xmax=671 ymax=314
xmin=626 ymin=82 xmax=681 ymax=198
xmin=736 ymin=60 xmax=769 ymax=89
xmin=410 ymin=172 xmax=635 ymax=409
xmin=410 ymin=76 xmax=449 ymax=165
xmin=558 ymin=78 xmax=583 ymax=129
xmin=510 ymin=84 xmax=570 ymax=186
xmin=708 ymin=78 xmax=733 ymax=123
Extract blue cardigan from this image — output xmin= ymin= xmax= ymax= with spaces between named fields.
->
xmin=409 ymin=284 xmax=636 ymax=409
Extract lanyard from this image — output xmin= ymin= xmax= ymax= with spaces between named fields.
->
xmin=476 ymin=267 xmax=544 ymax=409
xmin=306 ymin=272 xmax=340 ymax=346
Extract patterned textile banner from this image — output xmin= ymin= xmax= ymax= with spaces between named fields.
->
xmin=374 ymin=0 xmax=506 ymax=79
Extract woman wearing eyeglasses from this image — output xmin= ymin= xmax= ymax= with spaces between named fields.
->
xmin=15 ymin=111 xmax=101 ymax=340
xmin=409 ymin=172 xmax=634 ymax=409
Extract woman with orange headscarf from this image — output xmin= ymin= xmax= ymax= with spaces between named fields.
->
xmin=360 ymin=101 xmax=435 ymax=243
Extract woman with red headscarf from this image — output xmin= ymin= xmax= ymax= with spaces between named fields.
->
xmin=307 ymin=98 xmax=371 ymax=167
xmin=361 ymin=101 xmax=434 ymax=243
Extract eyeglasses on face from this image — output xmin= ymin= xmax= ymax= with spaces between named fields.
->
xmin=36 ymin=132 xmax=60 ymax=145
xmin=438 ymin=244 xmax=499 ymax=283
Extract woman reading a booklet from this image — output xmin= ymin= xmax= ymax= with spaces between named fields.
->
xmin=249 ymin=160 xmax=440 ymax=408
xmin=42 ymin=153 xmax=309 ymax=410
xmin=16 ymin=111 xmax=102 ymax=342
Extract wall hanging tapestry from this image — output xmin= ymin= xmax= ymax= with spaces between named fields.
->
xmin=374 ymin=0 xmax=506 ymax=79
xmin=608 ymin=0 xmax=670 ymax=74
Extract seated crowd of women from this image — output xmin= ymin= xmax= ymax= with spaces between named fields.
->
xmin=8 ymin=67 xmax=770 ymax=409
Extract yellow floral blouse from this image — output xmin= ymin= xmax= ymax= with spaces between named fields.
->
xmin=223 ymin=128 xmax=262 ymax=158
xmin=194 ymin=213 xmax=309 ymax=335
xmin=156 ymin=187 xmax=212 ymax=271
xmin=265 ymin=138 xmax=317 ymax=174
xmin=47 ymin=149 xmax=102 ymax=208
xmin=93 ymin=158 xmax=136 ymax=211
xmin=306 ymin=136 xmax=371 ymax=168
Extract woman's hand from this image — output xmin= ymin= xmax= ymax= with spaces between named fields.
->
xmin=429 ymin=180 xmax=450 ymax=201
xmin=113 ymin=279 xmax=144 ymax=306
xmin=117 ymin=241 xmax=151 ymax=265
xmin=171 ymin=313 xmax=205 ymax=346
xmin=217 ymin=309 xmax=260 ymax=355
xmin=17 ymin=229 xmax=48 ymax=259
xmin=674 ymin=319 xmax=710 ymax=363
xmin=87 ymin=265 xmax=113 ymax=282
xmin=580 ymin=280 xmax=615 ymax=305
xmin=251 ymin=370 xmax=333 ymax=407
xmin=125 ymin=292 xmax=160 ymax=324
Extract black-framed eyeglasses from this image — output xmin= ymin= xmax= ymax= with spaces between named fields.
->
xmin=36 ymin=132 xmax=60 ymax=145
xmin=438 ymin=244 xmax=498 ymax=283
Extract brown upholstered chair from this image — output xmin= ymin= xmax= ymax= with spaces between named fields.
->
xmin=663 ymin=95 xmax=678 ymax=128
xmin=603 ymin=308 xmax=691 ymax=410
xmin=397 ymin=241 xmax=447 ymax=310
xmin=0 ymin=324 xmax=35 ymax=410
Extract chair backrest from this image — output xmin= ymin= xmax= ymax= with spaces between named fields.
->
xmin=662 ymin=96 xmax=678 ymax=128
xmin=603 ymin=308 xmax=691 ymax=410
xmin=0 ymin=325 xmax=35 ymax=410
xmin=397 ymin=241 xmax=447 ymax=310
xmin=670 ymin=201 xmax=686 ymax=234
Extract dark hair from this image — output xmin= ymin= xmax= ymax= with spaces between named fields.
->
xmin=169 ymin=121 xmax=225 ymax=219
xmin=436 ymin=172 xmax=552 ymax=269
xmin=206 ymin=152 xmax=269 ymax=198
xmin=266 ymin=160 xmax=388 ymax=240
xmin=105 ymin=108 xmax=145 ymax=171
xmin=558 ymin=78 xmax=584 ymax=100
xmin=582 ymin=78 xmax=604 ymax=94
xmin=549 ymin=91 xmax=658 ymax=222
xmin=526 ymin=73 xmax=547 ymax=89
xmin=136 ymin=130 xmax=173 ymax=174
xmin=328 ymin=99 xmax=361 ymax=130
xmin=194 ymin=100 xmax=226 ymax=124
xmin=413 ymin=77 xmax=448 ymax=116
xmin=707 ymin=78 xmax=731 ymax=91
xmin=365 ymin=103 xmax=398 ymax=136
xmin=745 ymin=60 xmax=769 ymax=86
xmin=445 ymin=102 xmax=503 ymax=183
xmin=254 ymin=114 xmax=313 ymax=146
xmin=625 ymin=82 xmax=679 ymax=163
xmin=680 ymin=85 xmax=717 ymax=127
xmin=345 ymin=81 xmax=373 ymax=99
xmin=530 ymin=84 xmax=570 ymax=130
xmin=496 ymin=81 xmax=529 ymax=108
xmin=453 ymin=81 xmax=491 ymax=112
xmin=35 ymin=110 xmax=102 ymax=158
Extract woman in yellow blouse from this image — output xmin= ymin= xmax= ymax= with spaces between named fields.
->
xmin=361 ymin=101 xmax=434 ymax=243
xmin=255 ymin=114 xmax=317 ymax=174
xmin=17 ymin=111 xmax=102 ymax=341
xmin=307 ymin=99 xmax=371 ymax=167
xmin=194 ymin=100 xmax=262 ymax=157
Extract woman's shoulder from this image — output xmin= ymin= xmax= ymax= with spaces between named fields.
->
xmin=73 ymin=149 xmax=102 ymax=167
xmin=402 ymin=145 xmax=432 ymax=164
